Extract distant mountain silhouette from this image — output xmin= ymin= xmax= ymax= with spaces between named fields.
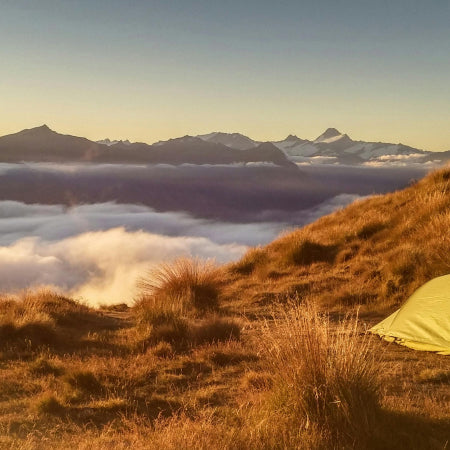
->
xmin=0 ymin=125 xmax=101 ymax=162
xmin=0 ymin=126 xmax=295 ymax=167
xmin=196 ymin=132 xmax=257 ymax=150
xmin=196 ymin=129 xmax=449 ymax=166
xmin=274 ymin=128 xmax=447 ymax=165
xmin=1 ymin=126 xmax=447 ymax=167
xmin=314 ymin=128 xmax=343 ymax=142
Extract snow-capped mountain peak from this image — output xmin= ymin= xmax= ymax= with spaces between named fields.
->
xmin=1 ymin=125 xmax=446 ymax=168
xmin=197 ymin=132 xmax=257 ymax=150
xmin=97 ymin=139 xmax=132 ymax=146
xmin=314 ymin=128 xmax=344 ymax=143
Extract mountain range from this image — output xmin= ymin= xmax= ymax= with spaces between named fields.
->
xmin=0 ymin=125 xmax=448 ymax=167
xmin=196 ymin=128 xmax=450 ymax=166
xmin=0 ymin=125 xmax=294 ymax=167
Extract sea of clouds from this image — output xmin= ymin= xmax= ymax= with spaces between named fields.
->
xmin=0 ymin=196 xmax=360 ymax=305
xmin=0 ymin=161 xmax=428 ymax=305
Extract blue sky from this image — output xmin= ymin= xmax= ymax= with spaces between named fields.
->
xmin=0 ymin=0 xmax=449 ymax=149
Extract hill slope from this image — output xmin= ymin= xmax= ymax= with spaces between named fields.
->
xmin=226 ymin=165 xmax=450 ymax=316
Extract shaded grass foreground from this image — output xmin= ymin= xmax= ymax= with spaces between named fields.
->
xmin=0 ymin=288 xmax=448 ymax=449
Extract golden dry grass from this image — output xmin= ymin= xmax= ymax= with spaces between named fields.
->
xmin=261 ymin=302 xmax=380 ymax=448
xmin=137 ymin=257 xmax=223 ymax=313
xmin=2 ymin=167 xmax=450 ymax=448
xmin=223 ymin=166 xmax=450 ymax=318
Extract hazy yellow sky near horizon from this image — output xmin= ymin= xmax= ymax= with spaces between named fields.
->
xmin=1 ymin=106 xmax=449 ymax=152
xmin=1 ymin=1 xmax=449 ymax=151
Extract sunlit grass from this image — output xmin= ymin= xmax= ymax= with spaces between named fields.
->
xmin=2 ymin=167 xmax=450 ymax=448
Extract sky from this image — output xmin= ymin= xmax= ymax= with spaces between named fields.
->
xmin=0 ymin=0 xmax=449 ymax=150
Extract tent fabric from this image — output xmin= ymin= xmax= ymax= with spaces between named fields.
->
xmin=370 ymin=275 xmax=450 ymax=355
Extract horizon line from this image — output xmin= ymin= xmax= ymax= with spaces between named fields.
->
xmin=2 ymin=124 xmax=448 ymax=153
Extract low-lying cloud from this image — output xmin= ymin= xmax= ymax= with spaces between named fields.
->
xmin=0 ymin=162 xmax=427 ymax=223
xmin=363 ymin=154 xmax=442 ymax=167
xmin=0 ymin=196 xmax=362 ymax=305
xmin=0 ymin=201 xmax=284 ymax=247
xmin=0 ymin=228 xmax=247 ymax=305
xmin=0 ymin=161 xmax=429 ymax=305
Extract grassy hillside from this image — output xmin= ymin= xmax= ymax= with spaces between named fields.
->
xmin=1 ymin=167 xmax=450 ymax=449
xmin=226 ymin=167 xmax=450 ymax=316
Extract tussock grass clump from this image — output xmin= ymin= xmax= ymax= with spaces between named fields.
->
xmin=335 ymin=288 xmax=377 ymax=306
xmin=152 ymin=342 xmax=174 ymax=358
xmin=33 ymin=393 xmax=65 ymax=416
xmin=229 ymin=247 xmax=268 ymax=275
xmin=389 ymin=247 xmax=427 ymax=285
xmin=193 ymin=317 xmax=242 ymax=345
xmin=99 ymin=303 xmax=129 ymax=312
xmin=64 ymin=370 xmax=103 ymax=396
xmin=417 ymin=369 xmax=450 ymax=384
xmin=426 ymin=167 xmax=450 ymax=184
xmin=356 ymin=221 xmax=386 ymax=239
xmin=134 ymin=258 xmax=233 ymax=350
xmin=241 ymin=371 xmax=273 ymax=391
xmin=0 ymin=321 xmax=58 ymax=349
xmin=88 ymin=397 xmax=129 ymax=413
xmin=0 ymin=290 xmax=103 ymax=350
xmin=336 ymin=243 xmax=360 ymax=263
xmin=148 ymin=317 xmax=191 ymax=347
xmin=137 ymin=258 xmax=222 ymax=314
xmin=286 ymin=239 xmax=339 ymax=266
xmin=19 ymin=290 xmax=94 ymax=327
xmin=263 ymin=302 xmax=380 ymax=447
xmin=0 ymin=292 xmax=58 ymax=345
xmin=142 ymin=317 xmax=242 ymax=349
xmin=29 ymin=357 xmax=63 ymax=377
xmin=134 ymin=302 xmax=184 ymax=328
xmin=208 ymin=350 xmax=251 ymax=367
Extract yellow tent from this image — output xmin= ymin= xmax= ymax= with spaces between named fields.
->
xmin=370 ymin=275 xmax=450 ymax=355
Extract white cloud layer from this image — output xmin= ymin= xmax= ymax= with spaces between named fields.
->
xmin=0 ymin=196 xmax=361 ymax=305
xmin=362 ymin=154 xmax=441 ymax=167
xmin=0 ymin=201 xmax=284 ymax=247
xmin=0 ymin=228 xmax=246 ymax=306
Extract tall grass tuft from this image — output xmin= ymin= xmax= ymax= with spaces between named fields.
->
xmin=137 ymin=258 xmax=222 ymax=314
xmin=262 ymin=301 xmax=380 ymax=447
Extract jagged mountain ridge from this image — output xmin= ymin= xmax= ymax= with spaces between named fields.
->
xmin=196 ymin=132 xmax=257 ymax=150
xmin=196 ymin=128 xmax=449 ymax=166
xmin=1 ymin=125 xmax=447 ymax=167
xmin=0 ymin=126 xmax=294 ymax=167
